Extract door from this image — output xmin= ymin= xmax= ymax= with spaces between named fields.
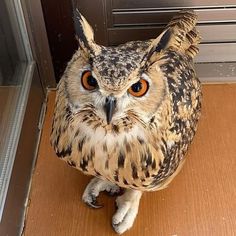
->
xmin=41 ymin=0 xmax=236 ymax=82
xmin=0 ymin=0 xmax=52 ymax=234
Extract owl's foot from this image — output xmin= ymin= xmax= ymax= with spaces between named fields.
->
xmin=82 ymin=177 xmax=120 ymax=208
xmin=112 ymin=189 xmax=142 ymax=234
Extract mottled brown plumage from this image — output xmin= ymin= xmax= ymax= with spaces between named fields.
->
xmin=51 ymin=9 xmax=202 ymax=234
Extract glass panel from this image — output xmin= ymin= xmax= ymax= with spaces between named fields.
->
xmin=0 ymin=0 xmax=34 ymax=219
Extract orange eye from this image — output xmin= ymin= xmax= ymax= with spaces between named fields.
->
xmin=81 ymin=71 xmax=98 ymax=90
xmin=128 ymin=79 xmax=149 ymax=97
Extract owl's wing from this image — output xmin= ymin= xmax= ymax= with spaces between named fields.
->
xmin=143 ymin=11 xmax=202 ymax=189
xmin=50 ymin=79 xmax=73 ymax=158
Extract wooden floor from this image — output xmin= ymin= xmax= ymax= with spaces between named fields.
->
xmin=24 ymin=84 xmax=236 ymax=236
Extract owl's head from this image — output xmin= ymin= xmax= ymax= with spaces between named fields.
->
xmin=64 ymin=9 xmax=171 ymax=128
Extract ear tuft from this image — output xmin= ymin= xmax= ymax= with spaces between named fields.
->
xmin=155 ymin=29 xmax=172 ymax=53
xmin=73 ymin=9 xmax=96 ymax=52
xmin=144 ymin=29 xmax=172 ymax=64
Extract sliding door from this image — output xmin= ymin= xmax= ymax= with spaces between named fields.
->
xmin=0 ymin=0 xmax=50 ymax=234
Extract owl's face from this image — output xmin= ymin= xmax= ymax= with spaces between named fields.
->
xmin=65 ymin=11 xmax=168 ymax=129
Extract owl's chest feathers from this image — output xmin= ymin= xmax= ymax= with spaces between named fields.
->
xmin=52 ymin=89 xmax=198 ymax=190
xmin=70 ymin=118 xmax=151 ymax=166
xmin=54 ymin=97 xmax=191 ymax=189
xmin=63 ymin=112 xmax=169 ymax=187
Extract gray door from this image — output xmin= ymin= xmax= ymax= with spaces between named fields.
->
xmin=74 ymin=0 xmax=236 ymax=81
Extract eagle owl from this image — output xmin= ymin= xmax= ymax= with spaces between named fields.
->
xmin=51 ymin=9 xmax=202 ymax=234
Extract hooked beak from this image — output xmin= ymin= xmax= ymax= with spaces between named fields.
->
xmin=104 ymin=95 xmax=116 ymax=124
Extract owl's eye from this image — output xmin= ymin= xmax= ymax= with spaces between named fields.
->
xmin=128 ymin=79 xmax=149 ymax=97
xmin=81 ymin=70 xmax=98 ymax=90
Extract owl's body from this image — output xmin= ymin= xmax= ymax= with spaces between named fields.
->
xmin=51 ymin=10 xmax=201 ymax=233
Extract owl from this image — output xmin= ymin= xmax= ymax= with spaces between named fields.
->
xmin=51 ymin=9 xmax=202 ymax=234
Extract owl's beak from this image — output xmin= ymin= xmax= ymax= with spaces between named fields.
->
xmin=104 ymin=95 xmax=116 ymax=124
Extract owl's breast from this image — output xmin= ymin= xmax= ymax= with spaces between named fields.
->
xmin=60 ymin=117 xmax=170 ymax=191
xmin=52 ymin=90 xmax=198 ymax=191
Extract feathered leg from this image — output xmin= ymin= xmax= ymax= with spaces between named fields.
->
xmin=112 ymin=189 xmax=142 ymax=234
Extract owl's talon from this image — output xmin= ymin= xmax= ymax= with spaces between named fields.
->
xmin=83 ymin=192 xmax=101 ymax=208
xmin=85 ymin=198 xmax=103 ymax=209
xmin=82 ymin=177 xmax=120 ymax=209
xmin=83 ymin=192 xmax=103 ymax=209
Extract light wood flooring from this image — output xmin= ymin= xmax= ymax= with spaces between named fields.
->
xmin=24 ymin=84 xmax=236 ymax=236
